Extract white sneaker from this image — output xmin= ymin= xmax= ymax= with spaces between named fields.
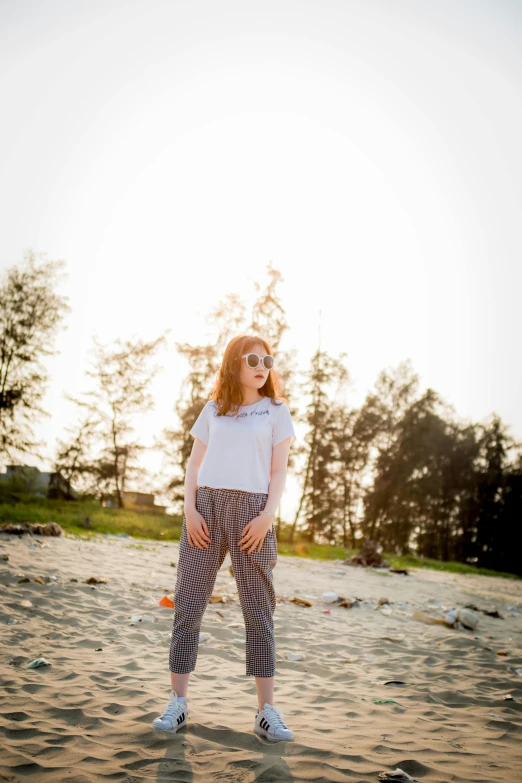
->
xmin=254 ymin=703 xmax=294 ymax=742
xmin=152 ymin=690 xmax=189 ymax=733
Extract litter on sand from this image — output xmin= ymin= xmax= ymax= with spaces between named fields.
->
xmin=286 ymin=651 xmax=307 ymax=661
xmin=372 ymin=698 xmax=401 ymax=704
xmin=338 ymin=599 xmax=360 ymax=608
xmin=129 ymin=614 xmax=155 ymax=623
xmin=290 ymin=597 xmax=313 ymax=607
xmin=322 ymin=591 xmax=339 ymax=603
xmin=158 ymin=595 xmax=174 ymax=607
xmin=84 ymin=577 xmax=108 ymax=585
xmin=412 ymin=606 xmax=479 ymax=631
xmin=464 ymin=603 xmax=503 ymax=618
xmin=209 ymin=593 xmax=235 ymax=603
xmin=378 ymin=769 xmax=416 ymax=782
xmin=25 ymin=657 xmax=51 ymax=668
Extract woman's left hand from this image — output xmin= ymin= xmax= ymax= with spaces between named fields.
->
xmin=238 ymin=515 xmax=273 ymax=555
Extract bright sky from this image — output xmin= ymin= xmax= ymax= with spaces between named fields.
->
xmin=1 ymin=0 xmax=521 ymax=518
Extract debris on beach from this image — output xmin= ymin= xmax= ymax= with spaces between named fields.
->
xmin=0 ymin=522 xmax=63 ymax=536
xmin=453 ymin=608 xmax=480 ymax=630
xmin=463 ymin=603 xmax=504 ymax=619
xmin=19 ymin=599 xmax=33 ymax=608
xmin=199 ymin=632 xmax=211 ymax=643
xmin=158 ymin=595 xmax=174 ymax=607
xmin=321 ymin=591 xmax=362 ymax=609
xmin=25 ymin=657 xmax=51 ymax=669
xmin=209 ymin=593 xmax=235 ymax=603
xmin=290 ymin=597 xmax=313 ymax=607
xmin=412 ymin=606 xmax=480 ymax=631
xmin=371 ymin=698 xmax=401 ymax=705
xmin=0 ymin=553 xmax=8 ymax=561
xmin=379 ymin=769 xmax=416 ymax=782
xmin=286 ymin=650 xmax=306 ymax=661
xmin=339 ymin=598 xmax=360 ymax=608
xmin=343 ymin=540 xmax=390 ymax=568
xmin=129 ymin=614 xmax=155 ymax=623
xmin=375 ymin=597 xmax=392 ymax=614
xmin=322 ymin=591 xmax=339 ymax=603
xmin=84 ymin=576 xmax=108 ymax=585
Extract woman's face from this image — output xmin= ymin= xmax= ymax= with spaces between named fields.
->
xmin=238 ymin=342 xmax=271 ymax=394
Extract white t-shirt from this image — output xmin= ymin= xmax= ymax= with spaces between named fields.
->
xmin=189 ymin=396 xmax=296 ymax=494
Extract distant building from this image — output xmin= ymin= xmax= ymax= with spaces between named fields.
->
xmin=0 ymin=464 xmax=79 ymax=499
xmin=120 ymin=491 xmax=167 ymax=514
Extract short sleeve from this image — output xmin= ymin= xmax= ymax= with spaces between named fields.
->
xmin=272 ymin=402 xmax=296 ymax=447
xmin=190 ymin=402 xmax=210 ymax=446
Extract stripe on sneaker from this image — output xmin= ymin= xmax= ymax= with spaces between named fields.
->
xmin=260 ymin=718 xmax=270 ymax=730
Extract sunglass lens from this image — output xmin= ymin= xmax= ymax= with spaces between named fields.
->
xmin=247 ymin=354 xmax=259 ymax=368
xmin=263 ymin=356 xmax=274 ymax=370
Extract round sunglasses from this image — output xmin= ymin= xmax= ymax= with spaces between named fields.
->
xmin=242 ymin=353 xmax=275 ymax=370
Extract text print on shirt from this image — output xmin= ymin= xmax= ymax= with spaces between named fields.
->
xmin=189 ymin=397 xmax=296 ymax=495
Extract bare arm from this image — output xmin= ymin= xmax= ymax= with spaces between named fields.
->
xmin=261 ymin=437 xmax=293 ymax=518
xmin=183 ymin=436 xmax=207 ymax=514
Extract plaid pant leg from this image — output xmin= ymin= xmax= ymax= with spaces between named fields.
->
xmin=227 ymin=491 xmax=278 ymax=677
xmin=169 ymin=487 xmax=227 ymax=673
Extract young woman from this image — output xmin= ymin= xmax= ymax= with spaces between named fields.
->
xmin=153 ymin=334 xmax=296 ymax=742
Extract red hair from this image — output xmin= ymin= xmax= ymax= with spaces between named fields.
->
xmin=210 ymin=334 xmax=287 ymax=416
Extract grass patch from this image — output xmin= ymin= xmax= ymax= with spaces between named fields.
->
xmin=1 ymin=496 xmax=520 ymax=580
xmin=389 ymin=553 xmax=521 ymax=581
xmin=0 ymin=496 xmax=182 ymax=541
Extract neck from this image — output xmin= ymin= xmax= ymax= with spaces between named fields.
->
xmin=240 ymin=390 xmax=264 ymax=406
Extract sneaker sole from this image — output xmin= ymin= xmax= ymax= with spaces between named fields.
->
xmin=253 ymin=725 xmax=294 ymax=742
xmin=152 ymin=718 xmax=188 ymax=733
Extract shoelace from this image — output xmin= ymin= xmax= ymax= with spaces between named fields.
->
xmin=261 ymin=704 xmax=288 ymax=729
xmin=161 ymin=697 xmax=186 ymax=724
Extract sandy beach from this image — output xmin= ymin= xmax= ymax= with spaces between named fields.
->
xmin=1 ymin=530 xmax=521 ymax=783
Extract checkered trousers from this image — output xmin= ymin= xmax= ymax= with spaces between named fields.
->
xmin=169 ymin=485 xmax=278 ymax=677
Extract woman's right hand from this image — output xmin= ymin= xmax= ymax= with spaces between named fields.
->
xmin=184 ymin=508 xmax=211 ymax=549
